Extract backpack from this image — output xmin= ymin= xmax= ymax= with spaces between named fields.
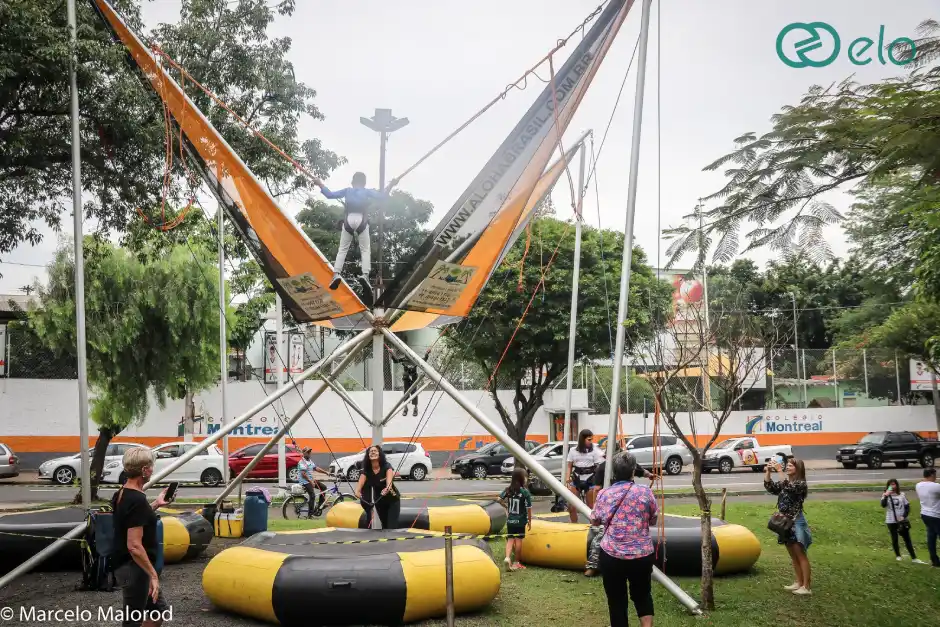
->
xmin=77 ymin=507 xmax=117 ymax=592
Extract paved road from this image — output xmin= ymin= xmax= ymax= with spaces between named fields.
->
xmin=0 ymin=466 xmax=927 ymax=506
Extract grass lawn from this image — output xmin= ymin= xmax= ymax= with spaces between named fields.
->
xmin=271 ymin=499 xmax=939 ymax=626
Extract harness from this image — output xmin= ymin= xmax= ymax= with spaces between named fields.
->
xmin=342 ymin=192 xmax=373 ymax=235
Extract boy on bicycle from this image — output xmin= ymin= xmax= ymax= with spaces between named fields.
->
xmin=299 ymin=447 xmax=330 ymax=517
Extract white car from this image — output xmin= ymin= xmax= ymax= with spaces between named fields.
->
xmin=39 ymin=443 xmax=147 ymax=485
xmin=702 ymin=437 xmax=794 ymax=474
xmin=328 ymin=442 xmax=432 ymax=482
xmin=101 ymin=442 xmax=226 ymax=486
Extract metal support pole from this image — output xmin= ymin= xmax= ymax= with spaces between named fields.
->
xmin=322 ymin=377 xmax=373 ymax=424
xmin=791 ymin=292 xmax=801 ymax=406
xmin=219 ymin=206 xmax=229 ymax=483
xmin=371 ymin=326 xmax=384 ymax=444
xmin=863 ymin=348 xmax=869 ymax=396
xmin=895 ymin=350 xmax=902 ymax=404
xmin=276 ymin=294 xmax=287 ymax=485
xmin=380 ymin=326 xmax=701 ymax=615
xmin=561 ymin=143 xmax=587 ymax=481
xmin=66 ymin=0 xmax=91 ymax=507
xmin=801 ymin=349 xmax=808 ymax=408
xmin=215 ymin=334 xmax=371 ymax=504
xmin=832 ymin=349 xmax=839 ymax=407
xmin=145 ymin=328 xmax=372 ymax=489
xmin=444 ymin=525 xmax=456 ymax=627
xmin=383 ymin=379 xmax=432 ymax=425
xmin=769 ymin=351 xmax=775 ymax=409
xmin=606 ymin=0 xmax=653 ymax=489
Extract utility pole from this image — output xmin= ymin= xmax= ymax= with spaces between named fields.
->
xmin=790 ymin=292 xmax=801 ymax=407
xmin=219 ymin=207 xmax=229 ymax=483
xmin=360 ymin=109 xmax=409 ymax=444
xmin=66 ymin=0 xmax=91 ymax=506
xmin=276 ymin=294 xmax=286 ymax=485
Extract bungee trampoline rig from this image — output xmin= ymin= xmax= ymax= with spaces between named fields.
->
xmin=0 ymin=0 xmax=762 ymax=622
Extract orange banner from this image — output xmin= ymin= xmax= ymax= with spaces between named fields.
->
xmin=92 ymin=0 xmax=366 ymax=324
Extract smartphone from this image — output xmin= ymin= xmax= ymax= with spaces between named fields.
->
xmin=164 ymin=481 xmax=180 ymax=502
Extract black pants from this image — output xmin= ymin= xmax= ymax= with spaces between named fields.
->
xmin=117 ymin=562 xmax=167 ymax=627
xmin=887 ymin=522 xmax=917 ymax=559
xmin=923 ymin=514 xmax=940 ymax=566
xmin=361 ymin=494 xmax=401 ymax=530
xmin=599 ymin=549 xmax=654 ymax=627
xmin=303 ymin=481 xmax=325 ymax=514
xmin=403 ymin=375 xmax=418 ymax=408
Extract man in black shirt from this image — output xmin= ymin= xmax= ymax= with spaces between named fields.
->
xmin=112 ymin=448 xmax=172 ymax=627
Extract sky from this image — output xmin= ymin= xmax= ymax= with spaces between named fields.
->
xmin=0 ymin=0 xmax=934 ymax=293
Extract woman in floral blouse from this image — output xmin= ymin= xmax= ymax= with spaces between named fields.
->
xmin=764 ymin=457 xmax=812 ymax=596
xmin=591 ymin=452 xmax=657 ymax=627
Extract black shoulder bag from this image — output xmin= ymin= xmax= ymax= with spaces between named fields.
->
xmin=767 ymin=482 xmax=794 ymax=535
xmin=890 ymin=496 xmax=911 ymax=532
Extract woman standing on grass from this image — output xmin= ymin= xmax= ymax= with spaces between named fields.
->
xmin=591 ymin=452 xmax=657 ymax=627
xmin=881 ymin=478 xmax=924 ymax=563
xmin=355 ymin=445 xmax=400 ymax=529
xmin=764 ymin=457 xmax=812 ymax=596
xmin=498 ymin=467 xmax=532 ymax=572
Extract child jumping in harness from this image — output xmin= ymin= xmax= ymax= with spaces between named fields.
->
xmin=313 ymin=172 xmax=397 ymax=303
xmin=389 ymin=347 xmax=433 ymax=416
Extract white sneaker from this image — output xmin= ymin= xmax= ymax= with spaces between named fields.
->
xmin=784 ymin=582 xmax=801 ymax=591
xmin=792 ymin=587 xmax=812 ymax=596
xmin=912 ymin=559 xmax=927 ymax=564
xmin=503 ymin=557 xmax=512 ymax=572
xmin=896 ymin=556 xmax=904 ymax=561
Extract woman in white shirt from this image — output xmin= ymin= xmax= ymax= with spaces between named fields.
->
xmin=566 ymin=429 xmax=605 ymax=523
xmin=880 ymin=478 xmax=923 ymax=563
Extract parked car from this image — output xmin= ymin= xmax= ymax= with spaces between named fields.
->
xmin=501 ymin=441 xmax=577 ymax=494
xmin=229 ymin=443 xmax=304 ymax=482
xmin=39 ymin=442 xmax=147 ymax=485
xmin=101 ymin=442 xmax=226 ymax=486
xmin=836 ymin=431 xmax=939 ymax=469
xmin=329 ymin=442 xmax=432 ymax=482
xmin=623 ymin=434 xmax=692 ymax=475
xmin=702 ymin=437 xmax=793 ymax=474
xmin=0 ymin=443 xmax=19 ymax=479
xmin=450 ymin=440 xmax=540 ymax=479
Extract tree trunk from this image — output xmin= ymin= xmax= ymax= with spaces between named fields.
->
xmin=182 ymin=390 xmax=195 ymax=442
xmin=74 ymin=426 xmax=115 ymax=504
xmin=691 ymin=456 xmax=715 ymax=611
xmin=931 ymin=375 xmax=940 ymax=435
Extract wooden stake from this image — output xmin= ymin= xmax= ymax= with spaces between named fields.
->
xmin=720 ymin=488 xmax=727 ymax=521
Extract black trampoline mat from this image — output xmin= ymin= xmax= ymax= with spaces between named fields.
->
xmin=243 ymin=529 xmax=486 ymax=558
xmin=385 ymin=498 xmax=496 ymax=509
xmin=534 ymin=512 xmax=726 ymax=528
xmin=0 ymin=507 xmax=85 ymax=525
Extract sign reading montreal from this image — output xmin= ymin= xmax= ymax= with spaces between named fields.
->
xmin=746 ymin=414 xmax=824 ymax=434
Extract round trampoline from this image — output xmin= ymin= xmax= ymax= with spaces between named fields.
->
xmin=0 ymin=506 xmax=212 ymax=573
xmin=523 ymin=513 xmax=761 ymax=576
xmin=203 ymin=527 xmax=501 ymax=625
xmin=326 ymin=498 xmax=506 ymax=536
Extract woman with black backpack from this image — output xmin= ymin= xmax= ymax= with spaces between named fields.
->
xmin=881 ymin=478 xmax=925 ymax=563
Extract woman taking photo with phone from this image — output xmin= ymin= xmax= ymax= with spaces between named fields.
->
xmin=355 ymin=445 xmax=400 ymax=529
xmin=764 ymin=456 xmax=812 ymax=596
xmin=881 ymin=478 xmax=924 ymax=563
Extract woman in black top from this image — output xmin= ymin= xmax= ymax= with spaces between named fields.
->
xmin=355 ymin=445 xmax=400 ymax=529
xmin=112 ymin=448 xmax=172 ymax=627
xmin=764 ymin=457 xmax=812 ymax=595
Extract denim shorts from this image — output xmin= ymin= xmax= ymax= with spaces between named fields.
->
xmin=778 ymin=512 xmax=812 ymax=551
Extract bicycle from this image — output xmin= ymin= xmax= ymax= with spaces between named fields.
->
xmin=282 ymin=476 xmax=357 ymax=520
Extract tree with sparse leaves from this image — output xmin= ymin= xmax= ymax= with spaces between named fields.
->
xmin=29 ymin=239 xmax=230 ymax=501
xmin=447 ymin=217 xmax=672 ymax=445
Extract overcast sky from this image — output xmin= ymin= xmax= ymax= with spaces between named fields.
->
xmin=1 ymin=0 xmax=933 ymax=293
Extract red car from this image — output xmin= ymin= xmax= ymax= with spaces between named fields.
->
xmin=229 ymin=444 xmax=304 ymax=482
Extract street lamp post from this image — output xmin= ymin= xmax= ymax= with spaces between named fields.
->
xmin=359 ymin=109 xmax=409 ymax=445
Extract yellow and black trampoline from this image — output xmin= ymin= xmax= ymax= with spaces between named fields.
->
xmin=326 ymin=498 xmax=506 ymax=536
xmin=523 ymin=513 xmax=761 ymax=576
xmin=203 ymin=527 xmax=501 ymax=625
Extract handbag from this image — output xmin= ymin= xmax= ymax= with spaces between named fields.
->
xmin=889 ymin=496 xmax=911 ymax=532
xmin=767 ymin=511 xmax=794 ymax=535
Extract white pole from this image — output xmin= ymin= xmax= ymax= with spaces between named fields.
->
xmin=832 ymin=349 xmax=839 ymax=407
xmin=895 ymin=350 xmax=902 ymax=404
xmin=276 ymin=294 xmax=287 ymax=485
xmin=801 ymin=349 xmax=808 ymax=408
xmin=561 ymin=143 xmax=587 ymax=481
xmin=605 ymin=0 xmax=653 ymax=488
xmin=372 ymin=324 xmax=384 ymax=444
xmin=380 ymin=327 xmax=702 ymax=615
xmin=863 ymin=348 xmax=869 ymax=396
xmin=219 ymin=207 xmax=229 ymax=483
xmin=66 ymin=0 xmax=91 ymax=507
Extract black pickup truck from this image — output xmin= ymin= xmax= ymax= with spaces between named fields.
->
xmin=836 ymin=431 xmax=939 ymax=469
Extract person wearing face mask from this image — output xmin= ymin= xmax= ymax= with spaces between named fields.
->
xmin=111 ymin=448 xmax=173 ymax=627
xmin=355 ymin=445 xmax=401 ymax=529
xmin=764 ymin=456 xmax=812 ymax=596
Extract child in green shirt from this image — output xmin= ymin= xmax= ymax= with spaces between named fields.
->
xmin=499 ymin=467 xmax=533 ymax=571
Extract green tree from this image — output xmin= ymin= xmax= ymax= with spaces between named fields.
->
xmin=29 ymin=239 xmax=230 ymax=500
xmin=447 ymin=217 xmax=672 ymax=445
